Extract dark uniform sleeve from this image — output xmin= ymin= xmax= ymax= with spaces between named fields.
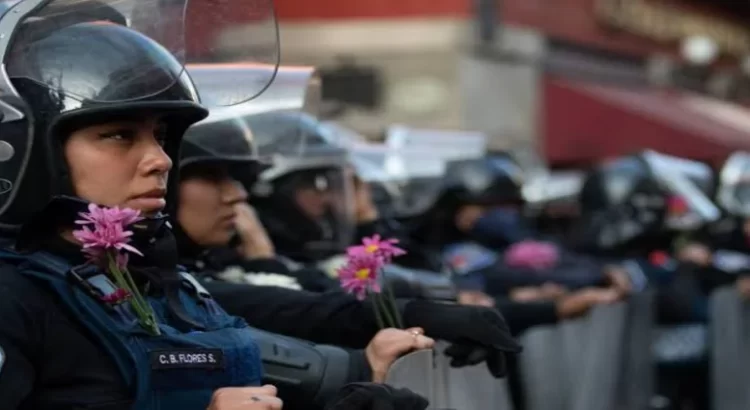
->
xmin=494 ymin=298 xmax=558 ymax=336
xmin=346 ymin=349 xmax=373 ymax=382
xmin=0 ymin=269 xmax=42 ymax=408
xmin=0 ymin=339 xmax=35 ymax=409
xmin=204 ymin=281 xmax=379 ymax=348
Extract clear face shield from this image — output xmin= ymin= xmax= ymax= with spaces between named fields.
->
xmin=718 ymin=152 xmax=750 ymax=218
xmin=377 ymin=126 xmax=489 ymax=219
xmin=186 ymin=64 xmax=321 ymax=185
xmin=523 ymin=171 xmax=585 ymax=214
xmin=512 ymin=141 xmax=582 ymax=214
xmin=0 ymin=0 xmax=279 ymax=211
xmin=182 ymin=106 xmax=264 ymax=188
xmin=248 ymin=108 xmax=355 ymax=255
xmin=349 ymin=144 xmax=448 ymax=219
xmin=641 ymin=151 xmax=720 ymax=231
xmin=273 ymin=164 xmax=355 ymax=256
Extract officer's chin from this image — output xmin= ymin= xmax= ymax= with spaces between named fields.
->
xmin=211 ymin=229 xmax=236 ymax=249
xmin=126 ymin=197 xmax=167 ymax=215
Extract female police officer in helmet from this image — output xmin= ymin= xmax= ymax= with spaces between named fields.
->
xmin=0 ymin=0 xmax=323 ymax=408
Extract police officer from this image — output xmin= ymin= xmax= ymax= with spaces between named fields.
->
xmin=713 ymin=152 xmax=750 ymax=298
xmin=0 ymin=0 xmax=432 ymax=409
xmin=0 ymin=0 xmax=291 ymax=407
xmin=175 ymin=109 xmax=442 ymax=407
xmin=407 ymin=155 xmax=630 ymax=292
xmin=574 ymin=153 xmax=670 ymax=256
xmin=174 ymin=103 xmax=521 ymax=379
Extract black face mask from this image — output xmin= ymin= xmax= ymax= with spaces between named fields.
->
xmin=468 ymin=208 xmax=534 ymax=248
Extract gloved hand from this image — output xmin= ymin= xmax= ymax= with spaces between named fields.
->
xmin=325 ymin=383 xmax=429 ymax=410
xmin=443 ymin=343 xmax=507 ymax=377
xmin=403 ymin=300 xmax=522 ymax=378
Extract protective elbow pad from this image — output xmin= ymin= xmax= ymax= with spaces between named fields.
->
xmin=247 ymin=327 xmax=351 ymax=406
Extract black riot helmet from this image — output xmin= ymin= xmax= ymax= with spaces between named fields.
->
xmin=0 ymin=0 xmax=279 ymax=230
xmin=717 ymin=151 xmax=750 ymax=218
xmin=249 ymin=110 xmax=355 ymax=262
xmin=180 ymin=109 xmax=268 ymax=186
xmin=578 ymin=150 xmax=720 ymax=249
xmin=441 ymin=153 xmax=525 ymax=206
xmin=408 ymin=153 xmax=525 ymax=245
xmin=180 ymin=65 xmax=322 ymax=185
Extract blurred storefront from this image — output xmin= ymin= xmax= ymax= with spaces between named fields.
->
xmin=503 ymin=0 xmax=750 ymax=167
xmin=206 ymin=0 xmax=750 ymax=165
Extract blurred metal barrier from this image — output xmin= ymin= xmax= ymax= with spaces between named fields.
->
xmin=711 ymin=286 xmax=750 ymax=410
xmin=381 ymin=288 xmax=750 ymax=409
xmin=384 ymin=349 xmax=436 ymax=403
xmin=519 ymin=291 xmax=655 ymax=410
xmin=432 ymin=341 xmax=515 ymax=410
xmin=385 ymin=342 xmax=514 ymax=409
xmin=619 ymin=290 xmax=656 ymax=410
xmin=384 ymin=292 xmax=655 ymax=410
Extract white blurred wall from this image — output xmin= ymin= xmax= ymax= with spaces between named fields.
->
xmin=274 ymin=19 xmax=546 ymax=150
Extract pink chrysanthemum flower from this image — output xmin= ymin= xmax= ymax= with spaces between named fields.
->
xmin=337 ymin=252 xmax=383 ymax=300
xmin=75 ymin=203 xmax=143 ymax=227
xmin=347 ymin=234 xmax=406 ymax=263
xmin=73 ymin=204 xmax=144 ymax=266
xmin=71 ymin=203 xmax=160 ymax=336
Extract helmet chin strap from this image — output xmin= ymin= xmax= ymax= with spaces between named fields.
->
xmin=128 ymin=219 xmax=207 ymax=332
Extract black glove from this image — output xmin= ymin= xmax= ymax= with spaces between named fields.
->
xmin=404 ymin=300 xmax=521 ymax=378
xmin=325 ymin=383 xmax=429 ymax=410
xmin=443 ymin=343 xmax=507 ymax=377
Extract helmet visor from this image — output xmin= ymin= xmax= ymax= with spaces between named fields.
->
xmin=1 ymin=0 xmax=278 ymax=110
xmin=642 ymin=151 xmax=720 ymax=230
xmin=719 ymin=152 xmax=750 ymax=217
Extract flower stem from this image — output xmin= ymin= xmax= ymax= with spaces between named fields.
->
xmin=107 ymin=254 xmax=145 ymax=313
xmin=106 ymin=257 xmax=140 ymax=309
xmin=106 ymin=253 xmax=161 ymax=336
xmin=383 ymin=283 xmax=404 ymax=329
xmin=121 ymin=267 xmax=148 ymax=311
xmin=372 ymin=294 xmax=386 ymax=329
xmin=376 ymin=292 xmax=397 ymax=328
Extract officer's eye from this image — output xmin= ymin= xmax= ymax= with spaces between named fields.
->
xmin=99 ymin=128 xmax=136 ymax=142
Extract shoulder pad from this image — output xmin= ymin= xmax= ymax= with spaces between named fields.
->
xmin=180 ymin=272 xmax=212 ymax=299
xmin=443 ymin=242 xmax=498 ymax=275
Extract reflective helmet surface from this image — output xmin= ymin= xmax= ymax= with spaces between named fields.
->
xmin=0 ymin=0 xmax=279 ymax=228
xmin=1 ymin=18 xmax=206 ymax=227
xmin=180 ymin=108 xmax=269 ymax=188
xmin=442 ymin=154 xmax=525 ymax=205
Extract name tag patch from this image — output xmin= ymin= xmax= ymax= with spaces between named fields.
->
xmin=150 ymin=349 xmax=225 ymax=370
